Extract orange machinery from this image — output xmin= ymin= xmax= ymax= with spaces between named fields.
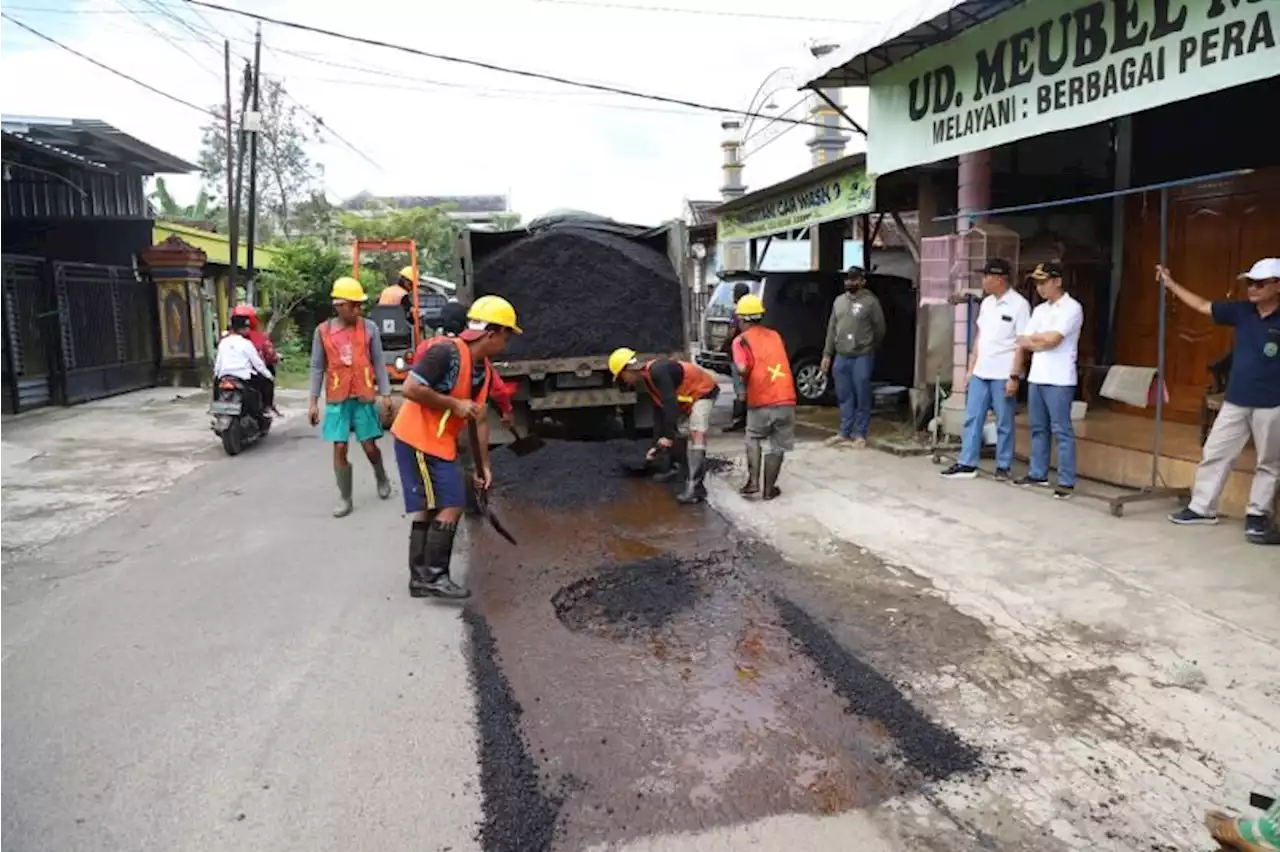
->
xmin=353 ymin=239 xmax=419 ymax=384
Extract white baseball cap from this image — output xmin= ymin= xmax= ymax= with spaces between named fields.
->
xmin=1238 ymin=258 xmax=1280 ymax=281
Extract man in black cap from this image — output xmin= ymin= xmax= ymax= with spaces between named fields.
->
xmin=821 ymin=265 xmax=885 ymax=447
xmin=941 ymin=258 xmax=1030 ymax=481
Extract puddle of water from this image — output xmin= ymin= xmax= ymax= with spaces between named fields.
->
xmin=464 ymin=470 xmax=970 ymax=851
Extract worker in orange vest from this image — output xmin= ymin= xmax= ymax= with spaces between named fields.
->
xmin=609 ymin=348 xmax=719 ymax=505
xmin=307 ymin=277 xmax=394 ymax=517
xmin=731 ymin=294 xmax=796 ymax=500
xmin=391 ymin=295 xmax=521 ymax=599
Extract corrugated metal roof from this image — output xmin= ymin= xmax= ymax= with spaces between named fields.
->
xmin=1 ymin=115 xmax=196 ymax=174
xmin=802 ymin=0 xmax=1022 ymax=88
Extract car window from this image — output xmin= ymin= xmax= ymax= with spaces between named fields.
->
xmin=770 ymin=277 xmax=824 ymax=308
xmin=705 ymin=279 xmax=763 ymax=318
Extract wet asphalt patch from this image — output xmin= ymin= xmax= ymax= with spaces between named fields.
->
xmin=464 ymin=448 xmax=981 ymax=850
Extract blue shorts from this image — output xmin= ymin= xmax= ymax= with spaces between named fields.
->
xmin=394 ymin=439 xmax=465 ymax=513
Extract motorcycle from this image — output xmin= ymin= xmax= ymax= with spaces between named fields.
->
xmin=210 ymin=376 xmax=272 ymax=455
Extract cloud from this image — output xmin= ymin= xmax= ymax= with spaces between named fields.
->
xmin=1 ymin=0 xmax=876 ymax=223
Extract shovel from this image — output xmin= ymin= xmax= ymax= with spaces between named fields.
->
xmin=468 ymin=420 xmax=518 ymax=546
xmin=506 ymin=423 xmax=545 ymax=457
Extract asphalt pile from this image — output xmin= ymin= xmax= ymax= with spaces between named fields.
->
xmin=491 ymin=439 xmax=733 ymax=508
xmin=463 ymin=609 xmax=563 ymax=852
xmin=551 ymin=554 xmax=729 ymax=639
xmin=773 ymin=595 xmax=983 ymax=781
xmin=474 ymin=226 xmax=684 ymax=361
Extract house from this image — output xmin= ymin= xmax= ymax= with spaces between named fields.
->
xmin=2 ymin=116 xmax=196 ymax=413
xmin=339 ymin=192 xmax=516 ymax=231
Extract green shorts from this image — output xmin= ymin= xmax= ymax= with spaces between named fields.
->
xmin=322 ymin=399 xmax=383 ymax=443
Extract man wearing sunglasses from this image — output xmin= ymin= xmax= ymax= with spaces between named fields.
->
xmin=1160 ymin=258 xmax=1280 ymax=544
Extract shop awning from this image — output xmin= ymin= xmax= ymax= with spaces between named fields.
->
xmin=802 ymin=0 xmax=1018 ymax=89
xmin=154 ymin=220 xmax=278 ymax=271
xmin=711 ymin=154 xmax=877 ymax=243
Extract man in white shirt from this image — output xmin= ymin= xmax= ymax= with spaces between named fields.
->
xmin=941 ymin=258 xmax=1030 ymax=481
xmin=1016 ymin=262 xmax=1084 ymax=498
xmin=214 ymin=313 xmax=274 ymax=412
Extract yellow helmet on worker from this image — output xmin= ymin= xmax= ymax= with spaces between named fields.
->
xmin=398 ymin=266 xmax=416 ymax=283
xmin=330 ymin=276 xmax=367 ymax=303
xmin=467 ymin=295 xmax=522 ymax=333
xmin=608 ymin=347 xmax=638 ymax=377
xmin=735 ymin=294 xmax=765 ymax=317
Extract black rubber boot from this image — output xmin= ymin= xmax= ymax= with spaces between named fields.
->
xmin=740 ymin=444 xmax=761 ymax=496
xmin=407 ymin=520 xmax=432 ymax=598
xmin=722 ymin=400 xmax=747 ymax=433
xmin=423 ymin=519 xmax=470 ymax=599
xmin=333 ymin=464 xmax=354 ymax=518
xmin=676 ymin=449 xmax=707 ymax=504
xmin=762 ymin=453 xmax=784 ymax=501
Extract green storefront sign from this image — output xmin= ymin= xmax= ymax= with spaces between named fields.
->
xmin=717 ymin=166 xmax=876 ymax=242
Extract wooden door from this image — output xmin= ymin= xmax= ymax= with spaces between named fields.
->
xmin=1115 ymin=168 xmax=1280 ymax=423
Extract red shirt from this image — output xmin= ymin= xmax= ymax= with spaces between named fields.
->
xmin=246 ymin=329 xmax=277 ymax=366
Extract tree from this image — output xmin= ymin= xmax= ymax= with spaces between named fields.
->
xmin=149 ymin=177 xmax=220 ymax=227
xmin=340 ymin=206 xmax=460 ymax=283
xmin=255 ymin=236 xmax=347 ymax=335
xmin=197 ymin=76 xmax=322 ymax=240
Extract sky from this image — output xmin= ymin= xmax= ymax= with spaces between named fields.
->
xmin=0 ymin=0 xmax=878 ymax=224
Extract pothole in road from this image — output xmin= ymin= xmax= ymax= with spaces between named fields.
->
xmin=467 ymin=446 xmax=984 ymax=852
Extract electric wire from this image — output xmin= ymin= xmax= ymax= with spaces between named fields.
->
xmin=534 ymin=0 xmax=878 ymax=25
xmin=1 ymin=13 xmax=221 ymax=118
xmin=181 ymin=0 xmax=835 ymax=132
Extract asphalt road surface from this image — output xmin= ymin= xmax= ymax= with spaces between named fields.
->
xmin=1 ymin=420 xmax=1040 ymax=852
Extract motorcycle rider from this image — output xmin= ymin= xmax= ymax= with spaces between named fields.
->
xmin=230 ymin=305 xmax=279 ymax=414
xmin=213 ymin=313 xmax=274 ymax=417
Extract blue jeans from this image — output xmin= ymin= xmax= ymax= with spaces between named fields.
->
xmin=833 ymin=353 xmax=875 ymax=439
xmin=959 ymin=376 xmax=1016 ymax=470
xmin=1028 ymin=383 xmax=1077 ymax=487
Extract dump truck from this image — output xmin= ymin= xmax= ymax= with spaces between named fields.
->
xmin=454 ymin=212 xmax=690 ymax=436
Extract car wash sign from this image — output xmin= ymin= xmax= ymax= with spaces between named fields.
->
xmin=717 ymin=165 xmax=875 ymax=242
xmin=868 ymin=0 xmax=1278 ymax=174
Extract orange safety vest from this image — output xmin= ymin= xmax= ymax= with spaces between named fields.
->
xmin=319 ymin=319 xmax=377 ymax=403
xmin=733 ymin=324 xmax=795 ymax=408
xmin=391 ymin=336 xmax=491 ymax=461
xmin=640 ymin=359 xmax=717 ymax=414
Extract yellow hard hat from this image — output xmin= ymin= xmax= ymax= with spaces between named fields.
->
xmin=330 ymin=276 xmax=367 ymax=302
xmin=467 ymin=295 xmax=522 ymax=333
xmin=735 ymin=294 xmax=765 ymax=317
xmin=398 ymin=266 xmax=416 ymax=283
xmin=608 ymin=347 xmax=637 ymax=377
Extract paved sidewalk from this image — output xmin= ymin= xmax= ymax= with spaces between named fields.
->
xmin=706 ymin=441 xmax=1280 ymax=851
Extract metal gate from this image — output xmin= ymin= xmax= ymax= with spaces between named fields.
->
xmin=53 ymin=262 xmax=157 ymax=405
xmin=2 ymin=255 xmax=56 ymax=414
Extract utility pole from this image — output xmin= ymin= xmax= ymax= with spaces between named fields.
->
xmin=244 ymin=22 xmax=263 ymax=295
xmin=229 ymin=59 xmax=251 ymax=307
xmin=223 ymin=39 xmax=237 ymax=306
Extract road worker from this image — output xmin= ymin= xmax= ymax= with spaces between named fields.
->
xmin=731 ymin=294 xmax=796 ymax=500
xmin=307 ymin=277 xmax=394 ymax=517
xmin=610 ymin=348 xmax=719 ymax=505
xmin=392 ymin=295 xmax=520 ymax=599
xmin=721 ymin=280 xmax=752 ymax=433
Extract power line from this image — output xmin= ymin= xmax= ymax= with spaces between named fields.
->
xmin=742 ymin=96 xmax=807 ymax=145
xmin=533 ymin=0 xmax=879 ymax=24
xmin=112 ymin=0 xmax=220 ymax=79
xmin=182 ymin=0 xmax=836 ymax=133
xmin=1 ymin=13 xmax=220 ymax=118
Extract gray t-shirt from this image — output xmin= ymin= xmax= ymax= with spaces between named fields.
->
xmin=823 ymin=289 xmax=886 ymax=358
xmin=309 ymin=318 xmax=392 ymax=398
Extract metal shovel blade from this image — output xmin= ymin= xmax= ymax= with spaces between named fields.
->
xmin=507 ymin=426 xmax=545 ymax=457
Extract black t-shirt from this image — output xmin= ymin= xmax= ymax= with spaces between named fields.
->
xmin=412 ymin=341 xmax=486 ymax=398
